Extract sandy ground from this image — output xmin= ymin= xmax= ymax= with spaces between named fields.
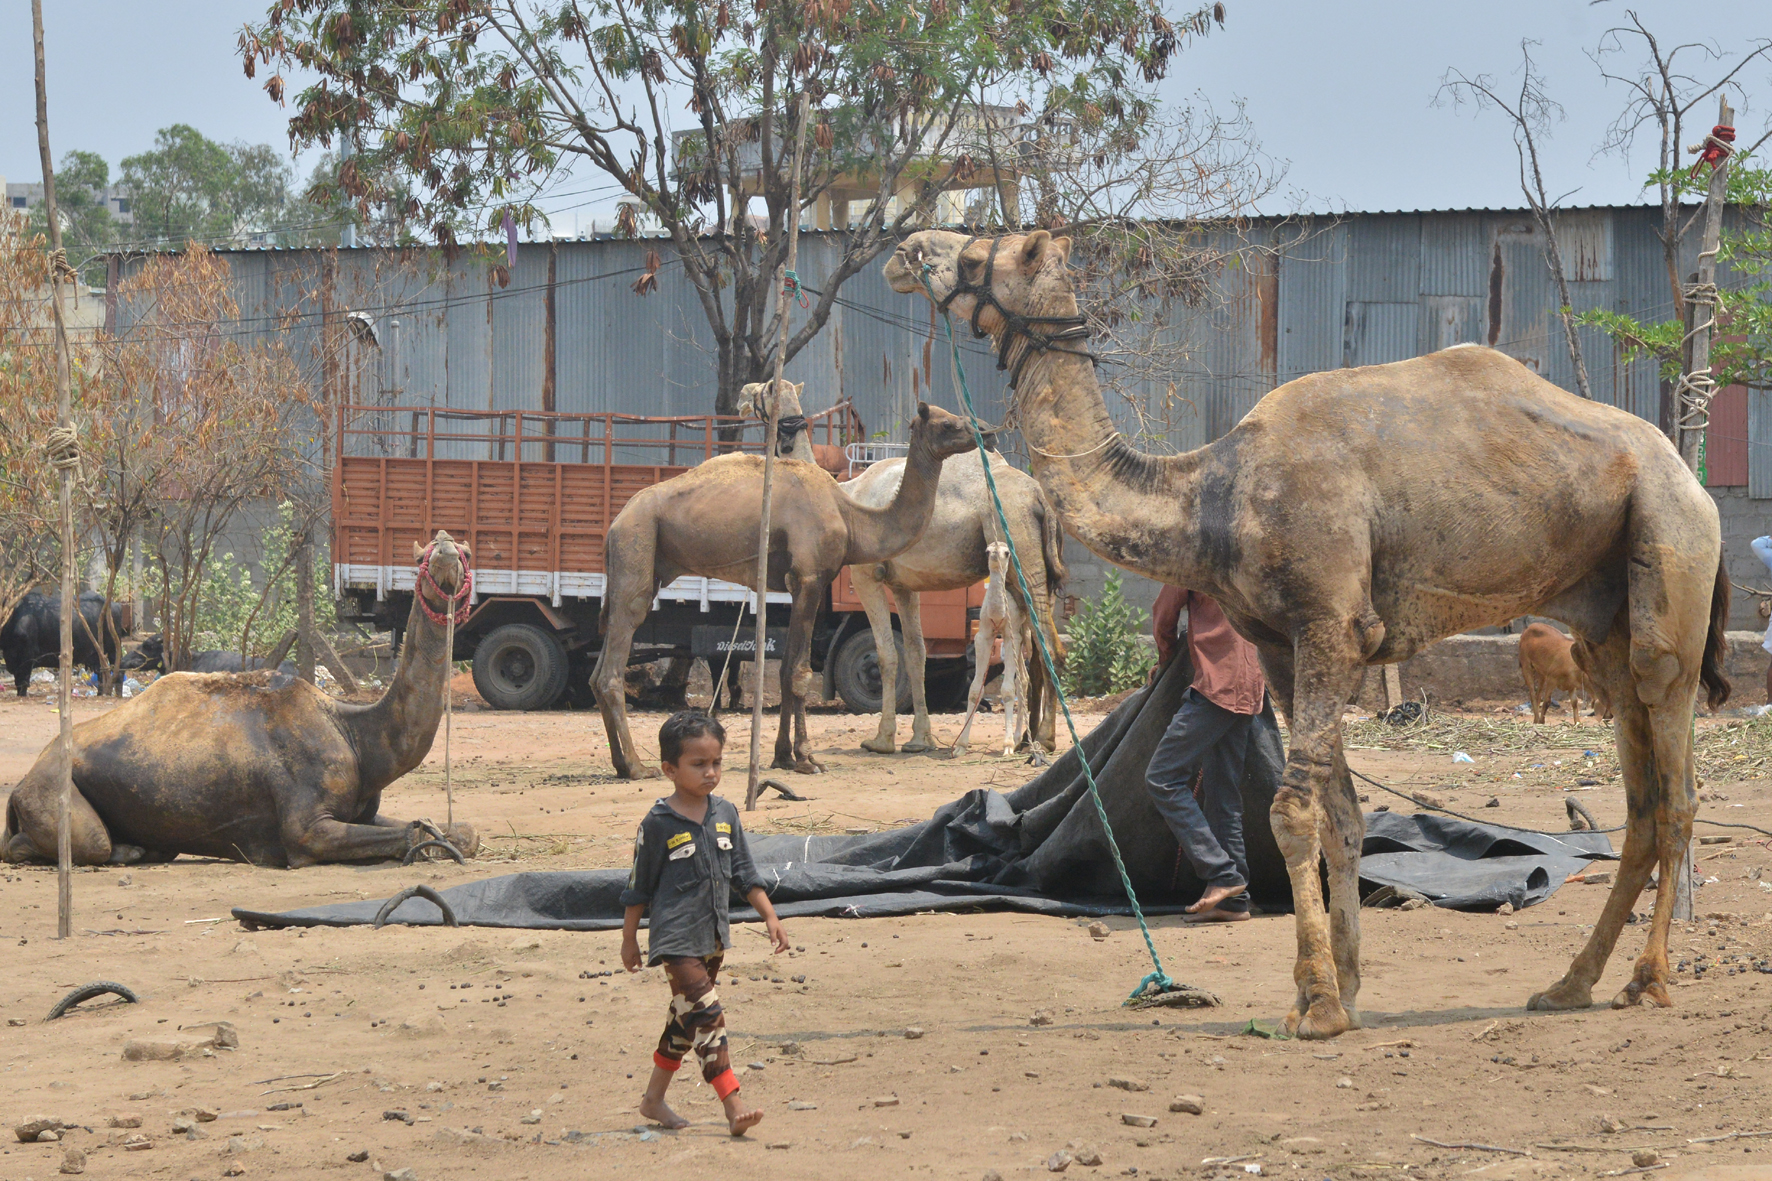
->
xmin=1 ymin=682 xmax=1770 ymax=1181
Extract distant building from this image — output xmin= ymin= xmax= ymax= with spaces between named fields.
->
xmin=3 ymin=178 xmax=134 ymax=227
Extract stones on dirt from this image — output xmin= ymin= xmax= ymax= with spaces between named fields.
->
xmin=1410 ymin=790 xmax=1446 ymax=810
xmin=1169 ymin=1095 xmax=1205 ymax=1115
xmin=107 ymin=1113 xmax=142 ymax=1129
xmin=787 ymin=1101 xmax=818 ymax=1111
xmin=16 ymin=1116 xmax=64 ymax=1142
xmin=1398 ymin=898 xmax=1429 ymax=911
xmin=223 ymin=1163 xmax=246 ymax=1178
xmin=347 ymin=1150 xmax=370 ymax=1162
xmin=1108 ymin=1077 xmax=1148 ymax=1092
xmin=385 ymin=1170 xmax=418 ymax=1181
xmin=874 ymin=1096 xmax=900 ymax=1107
xmin=1029 ymin=1010 xmax=1054 ymax=1027
xmin=903 ymin=1027 xmax=924 ymax=1039
xmin=38 ymin=1128 xmax=61 ymax=1142
xmin=1335 ymin=1077 xmax=1354 ymax=1089
xmin=1046 ymin=1149 xmax=1074 ymax=1171
xmin=1069 ymin=1143 xmax=1103 ymax=1166
xmin=1583 ymin=871 xmax=1615 ymax=886
xmin=121 ymin=1134 xmax=152 ymax=1151
xmin=520 ymin=1110 xmax=543 ymax=1125
xmin=1632 ymin=1150 xmax=1661 ymax=1168
xmin=383 ymin=1111 xmax=414 ymax=1125
xmin=59 ymin=1147 xmax=86 ymax=1174
xmin=766 ymin=1141 xmax=792 ymax=1150
xmin=1496 ymin=902 xmax=1514 ymax=915
xmin=1087 ymin=922 xmax=1111 ymax=941
xmin=1484 ymin=798 xmax=1500 ymax=808
xmin=1119 ymin=1113 xmax=1157 ymax=1128
xmin=778 ymin=1041 xmax=803 ymax=1055
xmin=6 ymin=1017 xmax=26 ymax=1026
xmin=983 ymin=1171 xmax=1005 ymax=1181
xmin=224 ymin=1135 xmax=265 ymax=1155
xmin=122 ymin=1021 xmax=236 ymax=1062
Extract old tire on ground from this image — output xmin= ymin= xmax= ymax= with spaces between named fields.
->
xmin=471 ymin=624 xmax=569 ymax=711
xmin=831 ymin=628 xmax=913 ymax=715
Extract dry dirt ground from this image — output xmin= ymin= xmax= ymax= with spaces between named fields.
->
xmin=1 ymin=682 xmax=1770 ymax=1181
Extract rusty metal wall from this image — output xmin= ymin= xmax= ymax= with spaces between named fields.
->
xmin=108 ymin=205 xmax=1743 ymax=480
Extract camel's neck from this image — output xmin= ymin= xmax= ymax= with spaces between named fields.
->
xmin=1003 ymin=312 xmax=1218 ymax=593
xmin=839 ymin=433 xmax=946 ymax=564
xmin=341 ymin=594 xmax=450 ymax=791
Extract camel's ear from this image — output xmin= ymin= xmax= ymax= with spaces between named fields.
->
xmin=916 ymin=401 xmax=931 ymax=422
xmin=792 ymin=382 xmax=803 ymax=397
xmin=1019 ymin=229 xmax=1052 ymax=270
xmin=1051 ymin=235 xmax=1072 ymax=263
xmin=412 ymin=541 xmax=425 ymax=562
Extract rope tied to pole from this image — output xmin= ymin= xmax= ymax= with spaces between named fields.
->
xmin=1688 ymin=123 xmax=1735 ymax=177
xmin=46 ymin=246 xmax=77 ymax=286
xmin=1675 ymin=277 xmax=1724 ymax=437
xmin=43 ymin=424 xmax=81 ymax=475
xmin=921 ymin=263 xmax=1181 ymax=1005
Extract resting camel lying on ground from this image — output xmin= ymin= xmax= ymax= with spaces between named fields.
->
xmin=889 ymin=229 xmax=1728 ymax=1039
xmin=1519 ymin=621 xmax=1613 ymax=724
xmin=2 ymin=530 xmax=479 ymax=868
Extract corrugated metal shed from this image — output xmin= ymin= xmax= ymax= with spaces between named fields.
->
xmin=107 ymin=204 xmax=1756 ymax=485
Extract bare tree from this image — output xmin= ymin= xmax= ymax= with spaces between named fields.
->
xmin=1439 ymin=40 xmax=1593 ymax=399
xmin=0 ymin=213 xmax=63 ymax=625
xmin=1593 ymin=11 xmax=1772 ymax=321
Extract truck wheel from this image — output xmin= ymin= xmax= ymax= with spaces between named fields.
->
xmin=472 ymin=624 xmax=569 ymax=711
xmin=831 ymin=629 xmax=913 ymax=715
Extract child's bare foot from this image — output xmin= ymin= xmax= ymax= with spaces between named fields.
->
xmin=722 ymin=1093 xmax=764 ymax=1136
xmin=639 ymin=1095 xmax=689 ymax=1129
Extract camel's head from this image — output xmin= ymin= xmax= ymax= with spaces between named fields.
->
xmin=884 ymin=230 xmax=1074 ymax=332
xmin=412 ymin=530 xmax=472 ymax=616
xmin=984 ymin=540 xmax=1010 ymax=577
xmin=736 ymin=378 xmax=805 ymax=421
xmin=908 ymin=401 xmax=980 ymax=462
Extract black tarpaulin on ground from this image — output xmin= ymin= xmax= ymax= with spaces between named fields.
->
xmin=231 ymin=656 xmax=1614 ymax=932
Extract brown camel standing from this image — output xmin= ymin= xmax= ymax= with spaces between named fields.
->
xmin=591 ymin=404 xmax=977 ymax=779
xmin=842 ymin=445 xmax=1065 ymax=754
xmin=888 ymin=230 xmax=1729 ymax=1039
xmin=3 ymin=531 xmax=480 ymax=867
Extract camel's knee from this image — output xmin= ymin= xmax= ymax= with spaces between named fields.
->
xmin=1269 ymin=788 xmax=1318 ymax=862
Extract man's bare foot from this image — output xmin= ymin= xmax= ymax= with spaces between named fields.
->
xmin=722 ymin=1092 xmax=765 ymax=1134
xmin=1186 ymin=883 xmax=1247 ymax=914
xmin=1182 ymin=906 xmax=1251 ymax=924
xmin=639 ymin=1095 xmax=689 ymax=1129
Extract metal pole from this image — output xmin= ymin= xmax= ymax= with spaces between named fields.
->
xmin=33 ymin=0 xmax=77 ymax=939
xmin=1673 ymin=94 xmax=1734 ymax=924
xmin=746 ymin=91 xmax=812 ymax=811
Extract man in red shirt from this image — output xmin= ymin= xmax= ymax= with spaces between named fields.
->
xmin=1146 ymin=586 xmax=1267 ymax=923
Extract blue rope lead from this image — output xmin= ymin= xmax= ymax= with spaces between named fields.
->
xmin=921 ymin=266 xmax=1174 ymax=1004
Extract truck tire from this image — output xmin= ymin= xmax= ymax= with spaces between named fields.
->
xmin=472 ymin=624 xmax=569 ymax=711
xmin=831 ymin=628 xmax=913 ymax=715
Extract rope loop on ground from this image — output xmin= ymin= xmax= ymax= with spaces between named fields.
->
xmin=921 ymin=263 xmax=1178 ymax=1005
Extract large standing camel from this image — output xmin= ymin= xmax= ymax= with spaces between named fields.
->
xmin=3 ymin=531 xmax=480 ymax=867
xmin=591 ymin=404 xmax=977 ymax=779
xmin=843 ymin=446 xmax=1065 ymax=753
xmin=887 ymin=230 xmax=1730 ymax=1039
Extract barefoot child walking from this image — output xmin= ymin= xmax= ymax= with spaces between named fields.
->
xmin=621 ymin=711 xmax=789 ymax=1135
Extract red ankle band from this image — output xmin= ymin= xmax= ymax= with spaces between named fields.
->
xmin=653 ymin=1051 xmax=682 ymax=1072
xmin=710 ymin=1069 xmax=741 ymax=1099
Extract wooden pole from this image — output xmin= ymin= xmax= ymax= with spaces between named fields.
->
xmin=33 ymin=0 xmax=77 ymax=939
xmin=747 ymin=91 xmax=812 ymax=811
xmin=1673 ymin=94 xmax=1734 ymax=924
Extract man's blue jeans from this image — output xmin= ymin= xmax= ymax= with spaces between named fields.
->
xmin=1144 ymin=686 xmax=1256 ymax=910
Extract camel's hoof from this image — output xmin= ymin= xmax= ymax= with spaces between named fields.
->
xmin=792 ymin=759 xmax=826 ymax=775
xmin=859 ymin=738 xmax=896 ymax=754
xmin=901 ymin=737 xmax=936 ymax=753
xmin=619 ymin=765 xmax=662 ymax=781
xmin=1527 ymin=980 xmax=1594 ymax=1011
xmin=1610 ymin=979 xmax=1672 ymax=1010
xmin=1283 ymin=997 xmax=1354 ymax=1040
xmin=444 ymin=823 xmax=480 ymax=859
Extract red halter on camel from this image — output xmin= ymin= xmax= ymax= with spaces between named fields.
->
xmin=415 ymin=542 xmax=474 ymax=626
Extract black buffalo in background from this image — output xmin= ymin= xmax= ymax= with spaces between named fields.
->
xmin=121 ymin=634 xmax=298 ymax=678
xmin=2 ymin=591 xmax=128 ymax=697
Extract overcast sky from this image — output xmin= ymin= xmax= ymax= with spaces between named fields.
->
xmin=3 ymin=0 xmax=1769 ymax=232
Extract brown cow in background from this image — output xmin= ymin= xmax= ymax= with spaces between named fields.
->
xmin=1518 ymin=622 xmax=1613 ymax=724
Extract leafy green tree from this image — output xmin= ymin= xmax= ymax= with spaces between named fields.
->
xmin=118 ymin=124 xmax=293 ymax=247
xmin=1060 ymin=568 xmax=1152 ymax=697
xmin=241 ymin=0 xmax=1223 ymax=413
xmin=26 ymin=150 xmax=115 ymax=285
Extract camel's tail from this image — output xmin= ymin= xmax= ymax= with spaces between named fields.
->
xmin=1701 ymin=553 xmax=1731 ymax=711
xmin=1033 ymin=500 xmax=1068 ymax=659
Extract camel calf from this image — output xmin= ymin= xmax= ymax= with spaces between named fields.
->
xmin=952 ymin=542 xmax=1027 ymax=756
xmin=1519 ymin=622 xmax=1612 ymax=724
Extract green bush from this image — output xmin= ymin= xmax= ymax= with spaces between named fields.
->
xmin=190 ymin=503 xmax=334 ymax=655
xmin=1059 ymin=568 xmax=1154 ymax=697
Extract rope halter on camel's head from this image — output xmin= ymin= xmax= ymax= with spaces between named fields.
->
xmin=415 ymin=536 xmax=474 ymax=627
xmin=922 ymin=234 xmax=1098 ymax=389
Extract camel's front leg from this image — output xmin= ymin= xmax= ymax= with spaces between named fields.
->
xmin=1270 ymin=633 xmax=1367 ymax=1040
xmin=851 ymin=567 xmax=901 ymax=753
xmin=999 ymin=615 xmax=1026 ymax=757
xmin=897 ymin=589 xmax=936 ymax=752
xmin=951 ymin=609 xmax=999 ymax=755
xmin=1322 ymin=742 xmax=1366 ymax=1027
xmin=281 ymin=805 xmax=427 ymax=869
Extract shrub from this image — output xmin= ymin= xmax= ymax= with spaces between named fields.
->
xmin=1060 ymin=568 xmax=1153 ymax=697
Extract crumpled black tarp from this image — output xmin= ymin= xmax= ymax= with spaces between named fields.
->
xmin=231 ymin=654 xmax=1614 ymax=932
